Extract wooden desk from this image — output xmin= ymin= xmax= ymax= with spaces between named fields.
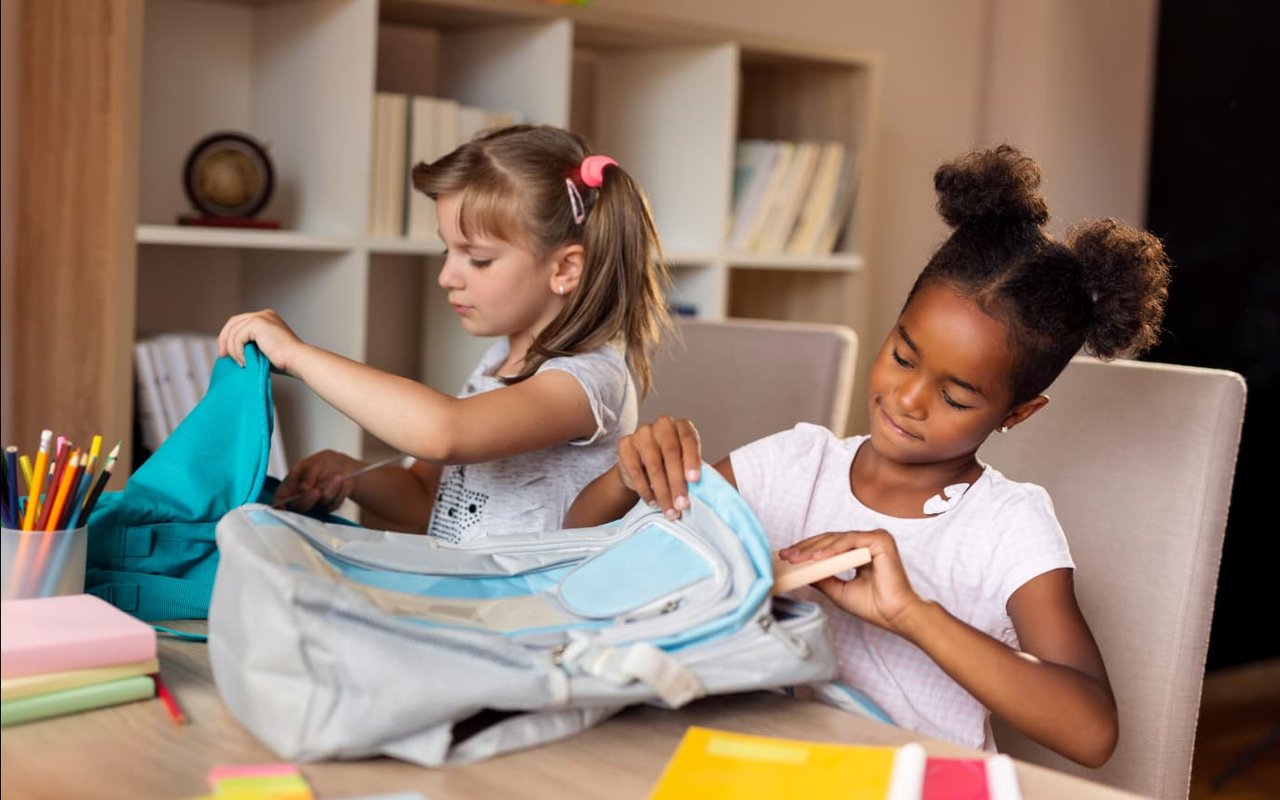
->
xmin=2 ymin=631 xmax=1146 ymax=799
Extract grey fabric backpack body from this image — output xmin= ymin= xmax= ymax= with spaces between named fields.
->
xmin=208 ymin=466 xmax=839 ymax=766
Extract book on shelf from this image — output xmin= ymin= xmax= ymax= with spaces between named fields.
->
xmin=385 ymin=92 xmax=409 ymax=238
xmin=646 ymin=726 xmax=1023 ymax=800
xmin=132 ymin=341 xmax=171 ymax=454
xmin=734 ymin=140 xmax=795 ymax=252
xmin=367 ymin=92 xmax=386 ymax=237
xmin=147 ymin=339 xmax=186 ymax=449
xmin=728 ymin=139 xmax=781 ymax=248
xmin=367 ymin=92 xmax=408 ymax=238
xmin=370 ymin=91 xmax=525 ymax=241
xmin=405 ymin=95 xmax=460 ymax=240
xmin=752 ymin=140 xmax=824 ymax=254
xmin=155 ymin=335 xmax=203 ymax=421
xmin=812 ymin=146 xmax=862 ymax=256
xmin=786 ymin=141 xmax=849 ymax=256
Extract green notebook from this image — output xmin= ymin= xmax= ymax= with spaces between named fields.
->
xmin=0 ymin=674 xmax=155 ymax=726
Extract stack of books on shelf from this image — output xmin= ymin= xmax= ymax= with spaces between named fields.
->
xmin=1 ymin=594 xmax=159 ymax=727
xmin=648 ymin=726 xmax=1023 ymax=800
xmin=368 ymin=92 xmax=522 ymax=239
xmin=133 ymin=332 xmax=287 ymax=477
xmin=728 ymin=139 xmax=861 ymax=257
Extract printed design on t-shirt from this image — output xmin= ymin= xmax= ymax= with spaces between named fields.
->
xmin=429 ymin=466 xmax=489 ymax=544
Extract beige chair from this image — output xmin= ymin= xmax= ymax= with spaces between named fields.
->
xmin=978 ymin=356 xmax=1247 ymax=800
xmin=640 ymin=318 xmax=858 ymax=463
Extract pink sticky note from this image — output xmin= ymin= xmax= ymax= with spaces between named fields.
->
xmin=207 ymin=763 xmax=301 ymax=784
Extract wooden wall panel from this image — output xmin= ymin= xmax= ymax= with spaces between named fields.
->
xmin=12 ymin=0 xmax=143 ymax=485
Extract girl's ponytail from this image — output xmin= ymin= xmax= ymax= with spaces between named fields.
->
xmin=526 ymin=158 xmax=672 ymax=396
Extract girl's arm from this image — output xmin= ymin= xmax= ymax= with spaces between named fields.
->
xmin=219 ymin=310 xmax=599 ymax=464
xmin=903 ymin=570 xmax=1115 ymax=766
xmin=346 ymin=459 xmax=442 ymax=530
xmin=565 ymin=416 xmax=719 ymax=527
xmin=787 ymin=532 xmax=1117 ymax=766
xmin=280 ymin=453 xmax=443 ymax=530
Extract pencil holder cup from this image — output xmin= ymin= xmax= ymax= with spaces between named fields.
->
xmin=0 ymin=526 xmax=88 ymax=600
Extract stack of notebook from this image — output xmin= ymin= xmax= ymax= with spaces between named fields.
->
xmin=1 ymin=594 xmax=158 ymax=726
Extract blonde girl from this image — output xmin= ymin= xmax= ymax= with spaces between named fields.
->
xmin=219 ymin=124 xmax=671 ymax=541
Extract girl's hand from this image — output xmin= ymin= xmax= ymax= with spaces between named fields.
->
xmin=780 ymin=530 xmax=925 ymax=633
xmin=217 ymin=309 xmax=307 ymax=376
xmin=274 ymin=449 xmax=363 ymax=513
xmin=616 ymin=416 xmax=702 ymax=519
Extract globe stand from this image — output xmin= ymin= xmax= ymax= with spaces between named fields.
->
xmin=176 ymin=214 xmax=280 ymax=229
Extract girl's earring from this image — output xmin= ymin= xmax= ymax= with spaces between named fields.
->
xmin=557 ymin=283 xmax=566 ymax=295
xmin=999 ymin=425 xmax=1010 ymax=434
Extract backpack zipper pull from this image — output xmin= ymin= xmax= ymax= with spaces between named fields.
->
xmin=759 ymin=613 xmax=811 ymax=658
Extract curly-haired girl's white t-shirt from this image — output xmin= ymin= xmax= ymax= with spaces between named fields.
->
xmin=424 ymin=338 xmax=636 ymax=543
xmin=730 ymin=423 xmax=1074 ymax=751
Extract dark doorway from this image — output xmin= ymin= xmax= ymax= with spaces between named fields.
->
xmin=1145 ymin=1 xmax=1279 ymax=670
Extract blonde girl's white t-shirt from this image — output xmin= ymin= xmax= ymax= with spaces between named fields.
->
xmin=730 ymin=423 xmax=1074 ymax=751
xmin=425 ymin=338 xmax=636 ymax=543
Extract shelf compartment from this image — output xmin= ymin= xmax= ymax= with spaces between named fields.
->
xmin=726 ymin=252 xmax=864 ymax=273
xmin=137 ymin=224 xmax=356 ymax=253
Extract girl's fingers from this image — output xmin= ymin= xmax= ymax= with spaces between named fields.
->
xmin=636 ymin=428 xmax=676 ymax=514
xmin=653 ymin=418 xmax=690 ymax=515
xmin=780 ymin=530 xmax=882 ymax=561
xmin=617 ymin=439 xmax=655 ymax=507
xmin=675 ymin=419 xmax=702 ymax=483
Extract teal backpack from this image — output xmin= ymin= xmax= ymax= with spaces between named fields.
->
xmin=85 ymin=344 xmax=279 ymax=620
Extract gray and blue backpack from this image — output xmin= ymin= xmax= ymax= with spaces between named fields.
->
xmin=208 ymin=467 xmax=846 ymax=766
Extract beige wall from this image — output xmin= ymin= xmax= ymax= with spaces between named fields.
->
xmin=615 ymin=0 xmax=1157 ymax=430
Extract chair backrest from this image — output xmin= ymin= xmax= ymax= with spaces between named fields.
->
xmin=978 ymin=356 xmax=1246 ymax=800
xmin=640 ymin=318 xmax=858 ymax=463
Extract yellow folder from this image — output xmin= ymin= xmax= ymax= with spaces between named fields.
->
xmin=648 ymin=726 xmax=925 ymax=800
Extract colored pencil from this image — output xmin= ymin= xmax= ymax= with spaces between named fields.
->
xmin=19 ymin=454 xmax=33 ymax=494
xmin=4 ymin=447 xmax=18 ymax=528
xmin=68 ymin=469 xmax=94 ymax=526
xmin=23 ymin=451 xmax=81 ymax=597
xmin=57 ymin=454 xmax=86 ymax=530
xmin=82 ymin=435 xmax=101 ymax=471
xmin=0 ymin=453 xmax=11 ymax=529
xmin=76 ymin=441 xmax=119 ymax=525
xmin=33 ymin=440 xmax=72 ymax=532
xmin=44 ymin=450 xmax=82 ymax=532
xmin=152 ymin=672 xmax=187 ymax=725
xmin=21 ymin=430 xmax=52 ymax=532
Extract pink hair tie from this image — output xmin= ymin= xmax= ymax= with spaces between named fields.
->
xmin=580 ymin=155 xmax=617 ymax=188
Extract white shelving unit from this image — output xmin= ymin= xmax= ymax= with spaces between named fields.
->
xmin=134 ymin=0 xmax=881 ymax=467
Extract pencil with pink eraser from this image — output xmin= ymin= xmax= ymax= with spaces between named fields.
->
xmin=771 ymin=547 xmax=872 ymax=594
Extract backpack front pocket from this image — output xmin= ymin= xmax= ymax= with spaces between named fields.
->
xmin=556 ymin=521 xmax=720 ymax=619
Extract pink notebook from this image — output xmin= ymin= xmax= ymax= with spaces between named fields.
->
xmin=1 ymin=594 xmax=157 ymax=679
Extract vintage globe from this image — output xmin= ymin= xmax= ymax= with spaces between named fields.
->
xmin=197 ymin=149 xmax=261 ymax=209
xmin=183 ymin=132 xmax=274 ymax=218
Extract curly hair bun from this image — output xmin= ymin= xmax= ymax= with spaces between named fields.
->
xmin=1068 ymin=218 xmax=1171 ymax=359
xmin=934 ymin=144 xmax=1050 ymax=229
